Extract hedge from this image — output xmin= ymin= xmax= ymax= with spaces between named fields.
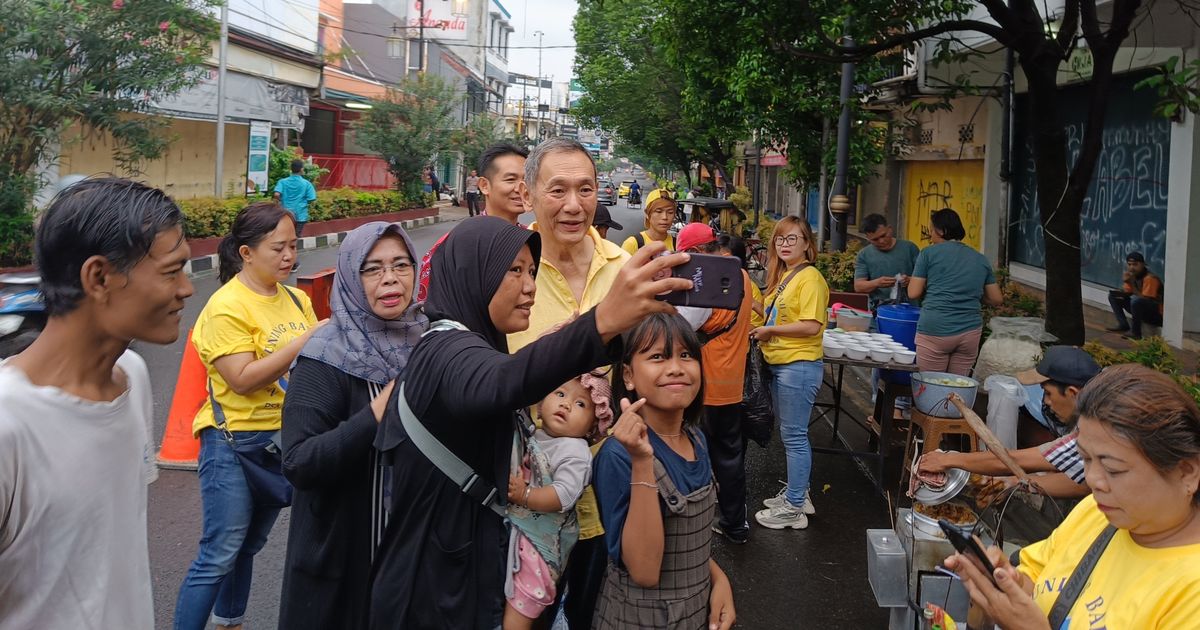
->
xmin=180 ymin=187 xmax=435 ymax=239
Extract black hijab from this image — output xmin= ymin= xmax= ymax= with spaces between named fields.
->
xmin=399 ymin=216 xmax=540 ymax=418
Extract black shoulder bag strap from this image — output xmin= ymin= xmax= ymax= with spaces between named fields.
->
xmin=1046 ymin=525 xmax=1118 ymax=629
xmin=281 ymin=285 xmax=303 ymax=312
xmin=634 ymin=231 xmax=645 ymax=249
xmin=764 ymin=263 xmax=808 ymax=322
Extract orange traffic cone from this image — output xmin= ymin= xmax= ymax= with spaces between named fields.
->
xmin=156 ymin=329 xmax=206 ymax=470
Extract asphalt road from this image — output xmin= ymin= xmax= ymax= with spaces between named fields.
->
xmin=140 ymin=171 xmax=890 ymax=628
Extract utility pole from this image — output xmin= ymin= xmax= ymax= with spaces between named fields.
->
xmin=417 ymin=0 xmax=426 ymax=73
xmin=829 ymin=20 xmax=855 ymax=252
xmin=534 ymin=30 xmax=544 ymax=140
xmin=213 ymin=1 xmax=228 ymax=197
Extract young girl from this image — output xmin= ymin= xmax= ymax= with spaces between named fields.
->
xmin=503 ymin=371 xmax=614 ymax=629
xmin=592 ymin=313 xmax=736 ymax=630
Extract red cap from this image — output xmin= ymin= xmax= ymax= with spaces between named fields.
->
xmin=675 ymin=223 xmax=717 ymax=253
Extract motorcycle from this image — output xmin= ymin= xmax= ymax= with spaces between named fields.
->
xmin=0 ymin=272 xmax=45 ymax=358
xmin=627 ymin=188 xmax=642 ymax=208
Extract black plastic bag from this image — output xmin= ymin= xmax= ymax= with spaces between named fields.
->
xmin=741 ymin=341 xmax=774 ymax=447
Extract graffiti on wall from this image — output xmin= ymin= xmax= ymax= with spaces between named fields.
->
xmin=902 ymin=160 xmax=985 ymax=251
xmin=1011 ymin=75 xmax=1170 ymax=287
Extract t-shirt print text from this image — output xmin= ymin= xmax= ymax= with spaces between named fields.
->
xmin=1035 ymin=578 xmax=1107 ymax=629
xmin=266 ymin=320 xmax=310 ymax=353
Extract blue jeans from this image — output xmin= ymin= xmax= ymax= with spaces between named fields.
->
xmin=174 ymin=429 xmax=282 ymax=630
xmin=770 ymin=360 xmax=824 ymax=508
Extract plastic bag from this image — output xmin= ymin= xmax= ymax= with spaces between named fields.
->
xmin=984 ymin=375 xmax=1028 ymax=450
xmin=973 ymin=317 xmax=1057 ymax=383
xmin=741 ymin=341 xmax=774 ymax=447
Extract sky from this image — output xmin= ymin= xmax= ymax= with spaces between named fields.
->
xmin=502 ymin=0 xmax=578 ymax=86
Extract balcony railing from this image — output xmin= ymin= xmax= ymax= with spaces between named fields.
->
xmin=309 ymin=154 xmax=396 ymax=190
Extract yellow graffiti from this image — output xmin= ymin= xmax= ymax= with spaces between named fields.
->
xmin=902 ymin=160 xmax=984 ymax=250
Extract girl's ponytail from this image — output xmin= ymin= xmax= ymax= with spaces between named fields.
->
xmin=216 ymin=202 xmax=293 ymax=285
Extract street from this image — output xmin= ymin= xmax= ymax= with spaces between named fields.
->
xmin=139 ymin=175 xmax=890 ymax=629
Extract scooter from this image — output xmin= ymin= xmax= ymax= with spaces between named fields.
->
xmin=627 ymin=189 xmax=642 ymax=208
xmin=0 ymin=272 xmax=45 ymax=358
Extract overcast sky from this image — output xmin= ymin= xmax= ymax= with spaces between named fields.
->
xmin=502 ymin=0 xmax=578 ymax=85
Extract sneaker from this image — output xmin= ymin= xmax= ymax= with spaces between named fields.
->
xmin=711 ymin=524 xmax=749 ymax=544
xmin=763 ymin=487 xmax=816 ymax=515
xmin=754 ymin=505 xmax=809 ymax=530
xmin=1106 ymin=324 xmax=1130 ymax=332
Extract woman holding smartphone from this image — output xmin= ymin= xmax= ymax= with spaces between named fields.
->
xmin=749 ymin=217 xmax=829 ymax=531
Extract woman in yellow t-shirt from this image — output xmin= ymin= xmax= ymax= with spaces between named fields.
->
xmin=175 ymin=203 xmax=322 ymax=630
xmin=619 ymin=194 xmax=675 ymax=254
xmin=749 ymin=217 xmax=828 ymax=531
xmin=946 ymin=365 xmax=1200 ymax=629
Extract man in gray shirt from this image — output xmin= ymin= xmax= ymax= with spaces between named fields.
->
xmin=464 ymin=169 xmax=482 ymax=216
xmin=854 ymin=213 xmax=920 ymax=418
xmin=854 ymin=213 xmax=920 ymax=310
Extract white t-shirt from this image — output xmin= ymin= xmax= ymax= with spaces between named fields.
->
xmin=0 ymin=350 xmax=157 ymax=630
xmin=532 ymin=429 xmax=592 ymax=512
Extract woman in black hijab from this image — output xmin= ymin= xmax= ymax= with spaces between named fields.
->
xmin=368 ymin=216 xmax=691 ymax=629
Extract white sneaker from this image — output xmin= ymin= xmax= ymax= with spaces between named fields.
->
xmin=754 ymin=504 xmax=809 ymax=530
xmin=763 ymin=487 xmax=816 ymax=515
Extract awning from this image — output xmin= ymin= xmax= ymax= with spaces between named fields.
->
xmin=151 ymin=69 xmax=310 ymax=130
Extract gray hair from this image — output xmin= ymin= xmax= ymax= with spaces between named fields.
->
xmin=524 ymin=137 xmax=597 ymax=188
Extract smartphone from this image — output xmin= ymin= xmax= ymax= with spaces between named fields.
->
xmin=939 ymin=519 xmax=998 ymax=585
xmin=656 ymin=253 xmax=745 ymax=310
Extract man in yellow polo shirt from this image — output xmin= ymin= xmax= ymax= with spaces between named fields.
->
xmin=507 ymin=137 xmax=629 ymax=628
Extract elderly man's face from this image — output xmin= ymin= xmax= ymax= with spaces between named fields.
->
xmin=521 ymin=150 xmax=597 ymax=248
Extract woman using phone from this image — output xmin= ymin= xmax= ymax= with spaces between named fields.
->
xmin=945 ymin=364 xmax=1200 ymax=629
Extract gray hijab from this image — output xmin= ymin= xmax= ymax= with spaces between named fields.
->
xmin=298 ymin=222 xmax=429 ymax=384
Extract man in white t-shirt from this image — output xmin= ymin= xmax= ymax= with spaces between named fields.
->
xmin=0 ymin=177 xmax=194 ymax=629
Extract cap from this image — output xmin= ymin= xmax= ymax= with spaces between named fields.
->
xmin=675 ymin=223 xmax=717 ymax=253
xmin=592 ymin=205 xmax=623 ymax=231
xmin=1016 ymin=346 xmax=1101 ymax=387
xmin=1126 ymin=251 xmax=1146 ymax=263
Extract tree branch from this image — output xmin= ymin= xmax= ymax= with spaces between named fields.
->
xmin=774 ymin=19 xmax=1012 ymax=65
xmin=1057 ymin=0 xmax=1081 ymax=51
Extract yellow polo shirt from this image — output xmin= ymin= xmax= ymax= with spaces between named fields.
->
xmin=508 ymin=225 xmax=630 ymax=539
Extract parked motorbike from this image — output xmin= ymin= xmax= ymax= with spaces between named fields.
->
xmin=628 ymin=189 xmax=642 ymax=208
xmin=438 ymin=184 xmax=461 ymax=207
xmin=0 ymin=272 xmax=45 ymax=359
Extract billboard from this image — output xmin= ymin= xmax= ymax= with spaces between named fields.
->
xmin=408 ymin=0 xmax=469 ymax=42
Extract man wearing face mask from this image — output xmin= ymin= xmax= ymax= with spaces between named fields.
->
xmin=917 ymin=346 xmax=1101 ymax=498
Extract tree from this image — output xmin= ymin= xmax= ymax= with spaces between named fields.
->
xmin=721 ymin=0 xmax=1162 ymax=344
xmin=355 ymin=74 xmax=462 ymax=196
xmin=572 ymin=0 xmax=745 ymax=192
xmin=0 ymin=0 xmax=218 ymax=218
xmin=449 ymin=113 xmax=514 ymax=184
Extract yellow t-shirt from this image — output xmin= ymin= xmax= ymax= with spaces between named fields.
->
xmin=1019 ymin=494 xmax=1200 ymax=628
xmin=509 ymin=225 xmax=630 ymax=539
xmin=761 ymin=266 xmax=828 ymax=364
xmin=750 ymin=283 xmax=765 ymax=328
xmin=619 ymin=231 xmax=674 ymax=256
xmin=192 ymin=276 xmax=318 ymax=436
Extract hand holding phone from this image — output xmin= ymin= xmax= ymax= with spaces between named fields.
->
xmin=939 ymin=519 xmax=998 ymax=586
xmin=655 ymin=253 xmax=744 ymax=310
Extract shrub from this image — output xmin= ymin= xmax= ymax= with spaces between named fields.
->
xmin=814 ymin=241 xmax=862 ymax=292
xmin=0 ymin=213 xmax=35 ymax=268
xmin=178 ymin=187 xmax=430 ymax=238
xmin=1084 ymin=337 xmax=1199 ymax=407
xmin=983 ymin=268 xmax=1045 ymax=326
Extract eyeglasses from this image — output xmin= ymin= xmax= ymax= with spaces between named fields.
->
xmin=773 ymin=234 xmax=805 ymax=246
xmin=359 ymin=260 xmax=414 ymax=278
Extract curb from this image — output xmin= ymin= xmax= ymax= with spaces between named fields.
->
xmin=183 ymin=215 xmax=443 ymax=278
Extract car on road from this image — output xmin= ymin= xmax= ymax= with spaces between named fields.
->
xmin=618 ymin=179 xmax=636 ymax=198
xmin=597 ymin=179 xmax=617 ymax=205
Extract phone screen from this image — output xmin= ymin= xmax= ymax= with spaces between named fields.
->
xmin=939 ymin=519 xmax=998 ymax=585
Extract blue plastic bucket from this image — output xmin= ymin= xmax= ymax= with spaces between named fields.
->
xmin=876 ymin=304 xmax=921 ymax=385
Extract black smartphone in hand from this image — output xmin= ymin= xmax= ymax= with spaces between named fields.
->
xmin=939 ymin=519 xmax=998 ymax=586
xmin=656 ymin=253 xmax=744 ymax=310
